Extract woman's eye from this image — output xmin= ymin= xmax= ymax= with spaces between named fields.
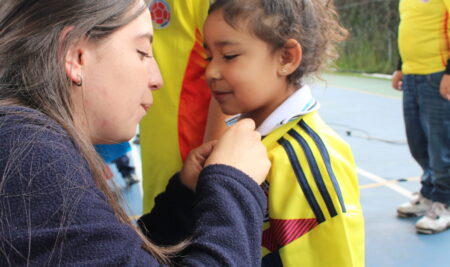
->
xmin=205 ymin=56 xmax=212 ymax=62
xmin=224 ymin=54 xmax=238 ymax=60
xmin=137 ymin=50 xmax=152 ymax=59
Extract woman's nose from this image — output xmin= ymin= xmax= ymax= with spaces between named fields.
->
xmin=148 ymin=60 xmax=163 ymax=91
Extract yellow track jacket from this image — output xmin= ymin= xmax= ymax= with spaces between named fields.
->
xmin=261 ymin=112 xmax=365 ymax=267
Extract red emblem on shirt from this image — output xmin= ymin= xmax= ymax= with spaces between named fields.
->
xmin=150 ymin=0 xmax=170 ymax=29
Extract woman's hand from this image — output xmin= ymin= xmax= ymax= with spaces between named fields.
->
xmin=180 ymin=140 xmax=217 ymax=191
xmin=205 ymin=118 xmax=270 ymax=185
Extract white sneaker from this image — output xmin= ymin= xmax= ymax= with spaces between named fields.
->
xmin=416 ymin=202 xmax=450 ymax=234
xmin=397 ymin=193 xmax=433 ymax=218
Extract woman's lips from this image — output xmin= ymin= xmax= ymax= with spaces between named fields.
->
xmin=141 ymin=104 xmax=151 ymax=112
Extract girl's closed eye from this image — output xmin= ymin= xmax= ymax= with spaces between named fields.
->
xmin=223 ymin=54 xmax=239 ymax=60
xmin=204 ymin=54 xmax=239 ymax=62
xmin=137 ymin=49 xmax=152 ymax=60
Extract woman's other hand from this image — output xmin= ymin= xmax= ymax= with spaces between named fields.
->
xmin=205 ymin=118 xmax=270 ymax=185
xmin=180 ymin=140 xmax=217 ymax=191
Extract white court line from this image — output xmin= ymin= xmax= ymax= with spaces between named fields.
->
xmin=357 ymin=167 xmax=413 ymax=199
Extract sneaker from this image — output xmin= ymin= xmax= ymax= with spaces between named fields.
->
xmin=397 ymin=193 xmax=433 ymax=218
xmin=416 ymin=202 xmax=450 ymax=234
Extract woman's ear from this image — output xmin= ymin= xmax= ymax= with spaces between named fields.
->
xmin=63 ymin=28 xmax=86 ymax=86
xmin=278 ymin=39 xmax=302 ymax=76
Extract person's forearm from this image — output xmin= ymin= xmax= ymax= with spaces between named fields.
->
xmin=179 ymin=164 xmax=266 ymax=266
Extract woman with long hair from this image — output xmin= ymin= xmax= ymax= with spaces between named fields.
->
xmin=0 ymin=0 xmax=270 ymax=265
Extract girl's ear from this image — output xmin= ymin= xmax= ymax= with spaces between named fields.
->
xmin=278 ymin=39 xmax=302 ymax=76
xmin=63 ymin=28 xmax=86 ymax=86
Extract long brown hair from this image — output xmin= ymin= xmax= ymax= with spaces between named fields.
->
xmin=0 ymin=0 xmax=182 ymax=264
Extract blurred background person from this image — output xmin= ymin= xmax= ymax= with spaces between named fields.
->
xmin=140 ymin=0 xmax=228 ymax=213
xmin=392 ymin=0 xmax=450 ymax=234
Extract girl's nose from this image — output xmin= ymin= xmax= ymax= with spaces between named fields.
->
xmin=205 ymin=59 xmax=222 ymax=82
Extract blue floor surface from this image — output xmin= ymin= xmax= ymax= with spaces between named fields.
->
xmin=314 ymin=73 xmax=450 ymax=267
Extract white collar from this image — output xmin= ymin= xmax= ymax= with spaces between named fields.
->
xmin=225 ymin=85 xmax=320 ymax=136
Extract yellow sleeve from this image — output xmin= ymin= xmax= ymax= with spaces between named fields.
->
xmin=445 ymin=0 xmax=450 ymax=11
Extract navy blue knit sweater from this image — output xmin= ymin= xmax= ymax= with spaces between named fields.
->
xmin=0 ymin=106 xmax=266 ymax=266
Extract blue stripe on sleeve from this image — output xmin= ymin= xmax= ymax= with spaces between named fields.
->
xmin=298 ymin=120 xmax=346 ymax=213
xmin=288 ymin=129 xmax=338 ymax=218
xmin=278 ymin=137 xmax=325 ymax=223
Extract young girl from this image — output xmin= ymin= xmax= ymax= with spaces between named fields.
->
xmin=203 ymin=0 xmax=364 ymax=266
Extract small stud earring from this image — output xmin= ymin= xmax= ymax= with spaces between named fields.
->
xmin=280 ymin=68 xmax=288 ymax=74
xmin=74 ymin=73 xmax=83 ymax=86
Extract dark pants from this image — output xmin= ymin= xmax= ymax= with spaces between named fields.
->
xmin=403 ymin=71 xmax=450 ymax=205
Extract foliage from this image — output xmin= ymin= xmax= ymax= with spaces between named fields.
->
xmin=334 ymin=0 xmax=400 ymax=74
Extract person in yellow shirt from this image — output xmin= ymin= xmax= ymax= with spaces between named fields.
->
xmin=392 ymin=0 xmax=450 ymax=234
xmin=140 ymin=0 xmax=228 ymax=212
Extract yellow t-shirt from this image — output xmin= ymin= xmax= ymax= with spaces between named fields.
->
xmin=399 ymin=0 xmax=450 ymax=74
xmin=141 ymin=0 xmax=210 ymax=212
xmin=261 ymin=112 xmax=365 ymax=267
